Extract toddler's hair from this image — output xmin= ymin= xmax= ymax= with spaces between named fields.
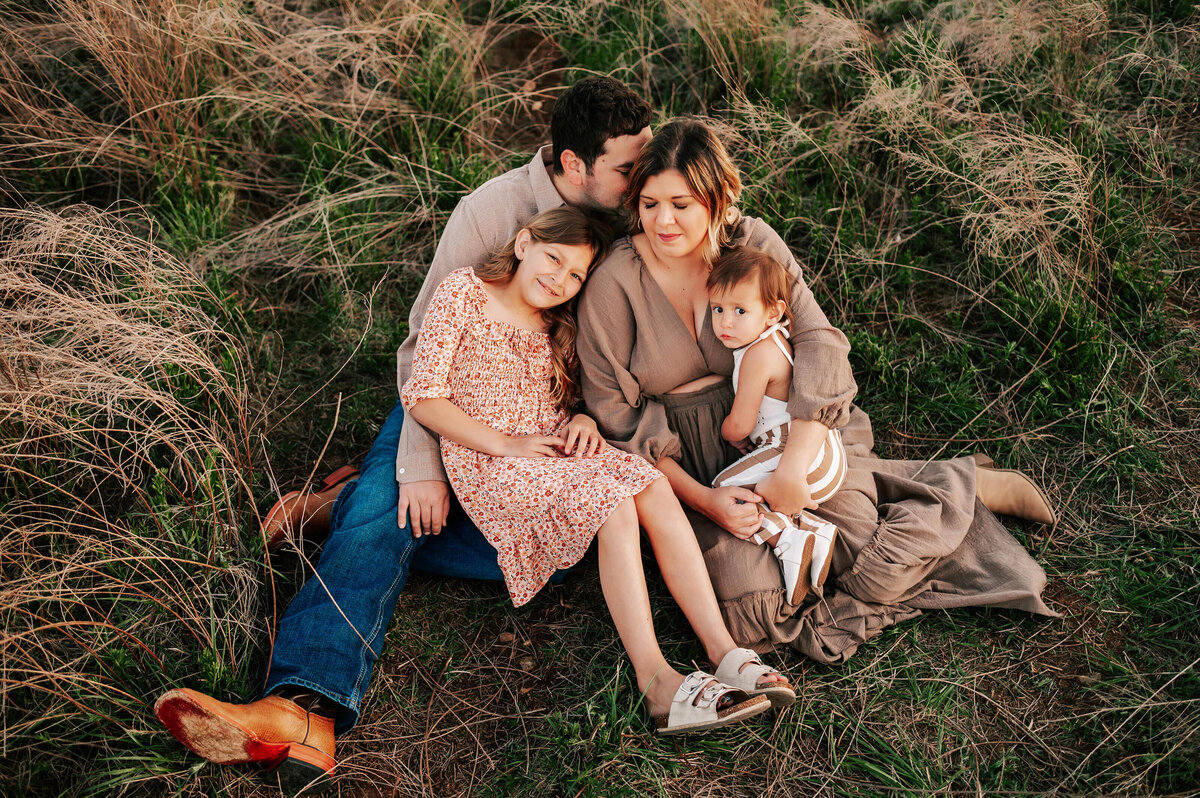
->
xmin=475 ymin=206 xmax=612 ymax=412
xmin=707 ymin=247 xmax=794 ymax=325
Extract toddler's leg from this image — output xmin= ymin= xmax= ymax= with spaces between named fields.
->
xmin=751 ymin=507 xmax=789 ymax=545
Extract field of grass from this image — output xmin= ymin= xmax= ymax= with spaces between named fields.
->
xmin=1 ymin=0 xmax=1197 ymax=795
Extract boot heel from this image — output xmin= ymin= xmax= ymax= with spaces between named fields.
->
xmin=264 ymin=754 xmax=333 ymax=796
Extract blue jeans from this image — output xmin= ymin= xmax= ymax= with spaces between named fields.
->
xmin=265 ymin=399 xmax=560 ymax=733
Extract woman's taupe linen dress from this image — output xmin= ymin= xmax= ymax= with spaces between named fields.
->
xmin=577 ymin=218 xmax=1056 ymax=664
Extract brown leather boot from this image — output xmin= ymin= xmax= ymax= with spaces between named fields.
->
xmin=155 ymin=688 xmax=334 ymax=795
xmin=975 ymin=465 xmax=1057 ymax=527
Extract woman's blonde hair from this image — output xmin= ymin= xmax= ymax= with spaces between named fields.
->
xmin=474 ymin=206 xmax=610 ymax=412
xmin=624 ymin=118 xmax=742 ymax=264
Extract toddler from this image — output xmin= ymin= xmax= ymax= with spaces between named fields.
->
xmin=708 ymin=247 xmax=846 ymax=605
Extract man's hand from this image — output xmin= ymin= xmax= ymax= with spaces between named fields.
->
xmin=399 ymin=479 xmax=450 ymax=538
xmin=754 ymin=471 xmax=816 ymax=517
xmin=703 ymin=485 xmax=764 ymax=540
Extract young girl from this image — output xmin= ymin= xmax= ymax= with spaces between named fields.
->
xmin=707 ymin=247 xmax=846 ymax=605
xmin=401 ymin=207 xmax=795 ymax=734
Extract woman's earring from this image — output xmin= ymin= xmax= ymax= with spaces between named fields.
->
xmin=636 ymin=218 xmax=643 ymax=231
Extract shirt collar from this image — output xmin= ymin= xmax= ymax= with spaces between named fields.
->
xmin=529 ymin=144 xmax=566 ymax=213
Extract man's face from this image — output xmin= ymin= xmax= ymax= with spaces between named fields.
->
xmin=578 ymin=126 xmax=653 ymax=211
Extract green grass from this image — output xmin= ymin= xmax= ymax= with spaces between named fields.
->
xmin=1 ymin=0 xmax=1198 ymax=796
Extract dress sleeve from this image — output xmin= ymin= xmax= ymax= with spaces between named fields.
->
xmin=577 ymin=254 xmax=683 ymax=465
xmin=739 ymin=218 xmax=858 ymax=429
xmin=396 ymin=197 xmax=519 ymax=482
xmin=400 ymin=269 xmax=474 ymax=410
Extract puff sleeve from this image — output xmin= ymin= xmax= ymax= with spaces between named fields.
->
xmin=400 ymin=268 xmax=474 ymax=410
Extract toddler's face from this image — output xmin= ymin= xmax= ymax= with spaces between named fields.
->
xmin=709 ymin=276 xmax=783 ymax=349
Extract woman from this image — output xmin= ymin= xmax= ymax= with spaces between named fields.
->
xmin=576 ymin=118 xmax=1056 ymax=663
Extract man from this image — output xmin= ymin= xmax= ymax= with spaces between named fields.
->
xmin=153 ymin=76 xmax=652 ymax=796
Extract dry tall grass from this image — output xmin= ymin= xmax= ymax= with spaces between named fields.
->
xmin=0 ymin=0 xmax=1197 ymax=795
xmin=0 ymin=204 xmax=266 ymax=792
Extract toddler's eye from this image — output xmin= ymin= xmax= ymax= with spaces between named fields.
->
xmin=571 ymin=273 xmax=584 ymax=282
xmin=712 ymin=306 xmax=723 ymax=314
xmin=735 ymin=308 xmax=746 ymax=315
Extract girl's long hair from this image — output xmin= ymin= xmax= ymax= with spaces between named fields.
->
xmin=623 ymin=117 xmax=742 ymax=264
xmin=474 ymin=206 xmax=611 ymax=412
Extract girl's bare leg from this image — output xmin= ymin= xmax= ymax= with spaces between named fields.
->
xmin=595 ymin=498 xmax=687 ymax=717
xmin=633 ymin=478 xmax=785 ymax=685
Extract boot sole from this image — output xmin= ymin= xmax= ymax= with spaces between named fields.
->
xmin=155 ymin=690 xmax=335 ymax=776
xmin=811 ymin=527 xmax=837 ymax=589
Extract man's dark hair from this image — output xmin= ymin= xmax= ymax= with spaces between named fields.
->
xmin=550 ymin=76 xmax=651 ymax=174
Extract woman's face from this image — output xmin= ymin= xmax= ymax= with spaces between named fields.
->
xmin=637 ymin=169 xmax=711 ymax=261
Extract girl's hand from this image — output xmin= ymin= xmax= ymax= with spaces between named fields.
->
xmin=731 ymin=437 xmax=754 ymax=455
xmin=755 ymin=471 xmax=816 ymax=517
xmin=703 ymin=486 xmax=764 ymax=540
xmin=562 ymin=414 xmax=603 ymax=458
xmin=501 ymin=434 xmax=566 ymax=458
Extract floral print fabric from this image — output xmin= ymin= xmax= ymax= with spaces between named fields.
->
xmin=401 ymin=268 xmax=660 ymax=606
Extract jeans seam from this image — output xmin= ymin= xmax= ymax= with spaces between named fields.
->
xmin=351 ymin=534 xmax=416 ymax=704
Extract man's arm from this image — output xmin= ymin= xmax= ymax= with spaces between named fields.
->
xmin=395 ymin=202 xmax=490 ymax=486
xmin=396 ymin=185 xmax=537 ymax=535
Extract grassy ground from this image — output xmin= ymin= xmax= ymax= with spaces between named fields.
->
xmin=1 ymin=0 xmax=1197 ymax=796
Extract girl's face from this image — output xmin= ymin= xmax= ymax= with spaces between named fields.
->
xmin=709 ymin=276 xmax=787 ymax=349
xmin=637 ymin=169 xmax=711 ymax=261
xmin=512 ymin=231 xmax=593 ymax=312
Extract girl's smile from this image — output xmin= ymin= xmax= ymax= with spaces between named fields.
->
xmin=513 ymin=234 xmax=593 ymax=314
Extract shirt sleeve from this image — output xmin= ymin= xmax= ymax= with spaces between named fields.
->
xmin=395 ymin=200 xmax=513 ymax=483
xmin=576 ymin=257 xmax=683 ymax=466
xmin=739 ymin=218 xmax=858 ymax=429
xmin=400 ymin=270 xmax=473 ymax=411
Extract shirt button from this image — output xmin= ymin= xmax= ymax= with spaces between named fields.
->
xmin=398 ymin=468 xmax=405 ymax=474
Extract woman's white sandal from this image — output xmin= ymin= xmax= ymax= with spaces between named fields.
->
xmin=715 ymin=648 xmax=797 ymax=708
xmin=652 ymin=671 xmax=771 ymax=735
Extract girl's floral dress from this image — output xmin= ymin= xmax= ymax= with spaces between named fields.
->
xmin=401 ymin=268 xmax=660 ymax=606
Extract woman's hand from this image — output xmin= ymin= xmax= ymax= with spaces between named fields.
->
xmin=562 ymin=413 xmax=603 ymax=458
xmin=703 ymin=486 xmax=765 ymax=540
xmin=755 ymin=470 xmax=817 ymax=517
xmin=501 ymin=434 xmax=566 ymax=458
